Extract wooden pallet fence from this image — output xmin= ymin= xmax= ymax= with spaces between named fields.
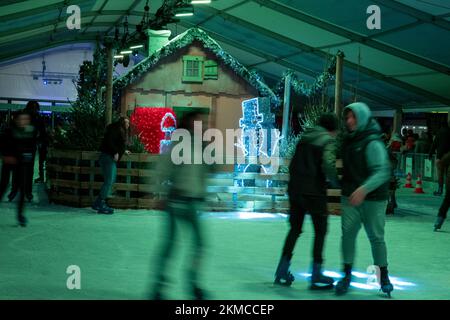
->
xmin=47 ymin=149 xmax=342 ymax=214
xmin=47 ymin=149 xmax=164 ymax=209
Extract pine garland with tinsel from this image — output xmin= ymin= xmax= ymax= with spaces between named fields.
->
xmin=113 ymin=28 xmax=280 ymax=106
xmin=274 ymin=51 xmax=343 ymax=99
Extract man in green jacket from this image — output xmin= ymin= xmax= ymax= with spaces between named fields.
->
xmin=274 ymin=113 xmax=339 ymax=289
xmin=336 ymin=102 xmax=394 ymax=297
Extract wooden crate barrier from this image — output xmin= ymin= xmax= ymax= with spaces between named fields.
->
xmin=47 ymin=149 xmax=342 ymax=214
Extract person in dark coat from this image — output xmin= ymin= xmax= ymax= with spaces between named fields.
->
xmin=0 ymin=118 xmax=17 ymax=201
xmin=24 ymin=101 xmax=49 ymax=184
xmin=274 ymin=113 xmax=339 ymax=289
xmin=429 ymin=121 xmax=450 ymax=196
xmin=8 ymin=101 xmax=48 ymax=202
xmin=434 ymin=150 xmax=450 ymax=231
xmin=0 ymin=111 xmax=37 ymax=226
xmin=91 ymin=116 xmax=130 ymax=214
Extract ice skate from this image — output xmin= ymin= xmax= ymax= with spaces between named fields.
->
xmin=310 ymin=263 xmax=334 ymax=290
xmin=434 ymin=216 xmax=445 ymax=231
xmin=274 ymin=255 xmax=295 ymax=286
xmin=335 ymin=265 xmax=352 ymax=295
xmin=97 ymin=200 xmax=114 ymax=214
xmin=434 ymin=186 xmax=443 ymax=196
xmin=380 ymin=268 xmax=394 ymax=298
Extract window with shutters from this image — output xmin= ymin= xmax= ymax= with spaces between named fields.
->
xmin=204 ymin=60 xmax=218 ymax=79
xmin=182 ymin=56 xmax=204 ymax=83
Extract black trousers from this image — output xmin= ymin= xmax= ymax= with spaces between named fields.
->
xmin=16 ymin=161 xmax=33 ymax=222
xmin=282 ymin=195 xmax=329 ymax=264
xmin=153 ymin=198 xmax=204 ymax=292
xmin=10 ymin=153 xmax=34 ymax=196
xmin=1 ymin=160 xmax=32 ymax=223
xmin=0 ymin=162 xmax=16 ymax=200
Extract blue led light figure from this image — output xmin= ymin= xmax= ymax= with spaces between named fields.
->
xmin=235 ymin=98 xmax=279 ymax=188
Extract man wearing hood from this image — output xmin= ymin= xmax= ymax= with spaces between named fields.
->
xmin=336 ymin=102 xmax=394 ymax=297
xmin=274 ymin=113 xmax=339 ymax=290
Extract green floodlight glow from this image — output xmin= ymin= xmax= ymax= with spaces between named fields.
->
xmin=175 ymin=4 xmax=194 ymax=17
xmin=175 ymin=12 xmax=194 ymax=17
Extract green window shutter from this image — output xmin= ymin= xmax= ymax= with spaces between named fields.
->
xmin=204 ymin=60 xmax=218 ymax=79
xmin=182 ymin=55 xmax=204 ymax=83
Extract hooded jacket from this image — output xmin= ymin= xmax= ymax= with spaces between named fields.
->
xmin=341 ymin=102 xmax=390 ymax=200
xmin=288 ymin=125 xmax=339 ymax=199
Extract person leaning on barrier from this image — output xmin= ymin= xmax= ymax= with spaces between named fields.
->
xmin=91 ymin=116 xmax=131 ymax=215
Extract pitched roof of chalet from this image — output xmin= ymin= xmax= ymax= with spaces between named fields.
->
xmin=113 ymin=27 xmax=279 ymax=105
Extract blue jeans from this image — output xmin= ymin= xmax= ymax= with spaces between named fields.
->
xmin=99 ymin=153 xmax=117 ymax=200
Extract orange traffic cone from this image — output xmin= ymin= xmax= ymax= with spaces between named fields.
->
xmin=414 ymin=174 xmax=425 ymax=194
xmin=404 ymin=173 xmax=413 ymax=188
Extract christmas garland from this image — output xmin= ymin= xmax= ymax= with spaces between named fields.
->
xmin=114 ymin=27 xmax=280 ymax=106
xmin=274 ymin=51 xmax=343 ymax=99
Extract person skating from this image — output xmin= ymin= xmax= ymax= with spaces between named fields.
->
xmin=24 ymin=101 xmax=49 ymax=184
xmin=336 ymin=102 xmax=393 ymax=297
xmin=434 ymin=151 xmax=450 ymax=231
xmin=91 ymin=116 xmax=130 ymax=214
xmin=150 ymin=111 xmax=209 ymax=300
xmin=0 ymin=118 xmax=18 ymax=201
xmin=1 ymin=111 xmax=37 ymax=226
xmin=8 ymin=101 xmax=47 ymax=202
xmin=274 ymin=113 xmax=340 ymax=290
xmin=429 ymin=121 xmax=450 ymax=196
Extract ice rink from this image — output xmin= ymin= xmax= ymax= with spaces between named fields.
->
xmin=0 ymin=182 xmax=449 ymax=300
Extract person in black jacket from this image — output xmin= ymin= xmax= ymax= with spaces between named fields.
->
xmin=25 ymin=101 xmax=48 ymax=184
xmin=0 ymin=111 xmax=37 ymax=226
xmin=429 ymin=121 xmax=450 ymax=196
xmin=0 ymin=117 xmax=17 ymax=201
xmin=8 ymin=101 xmax=48 ymax=202
xmin=274 ymin=113 xmax=339 ymax=289
xmin=92 ymin=116 xmax=130 ymax=214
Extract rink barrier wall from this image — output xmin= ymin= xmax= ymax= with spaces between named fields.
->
xmin=46 ymin=149 xmax=342 ymax=215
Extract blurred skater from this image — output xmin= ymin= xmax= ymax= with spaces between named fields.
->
xmin=0 ymin=117 xmax=17 ymax=201
xmin=429 ymin=121 xmax=450 ymax=196
xmin=0 ymin=111 xmax=37 ymax=226
xmin=150 ymin=111 xmax=209 ymax=300
xmin=8 ymin=101 xmax=47 ymax=202
xmin=434 ymin=151 xmax=450 ymax=231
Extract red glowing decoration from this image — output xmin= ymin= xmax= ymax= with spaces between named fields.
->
xmin=130 ymin=107 xmax=177 ymax=154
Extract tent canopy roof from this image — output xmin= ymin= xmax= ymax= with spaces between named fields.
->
xmin=1 ymin=0 xmax=449 ymax=111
